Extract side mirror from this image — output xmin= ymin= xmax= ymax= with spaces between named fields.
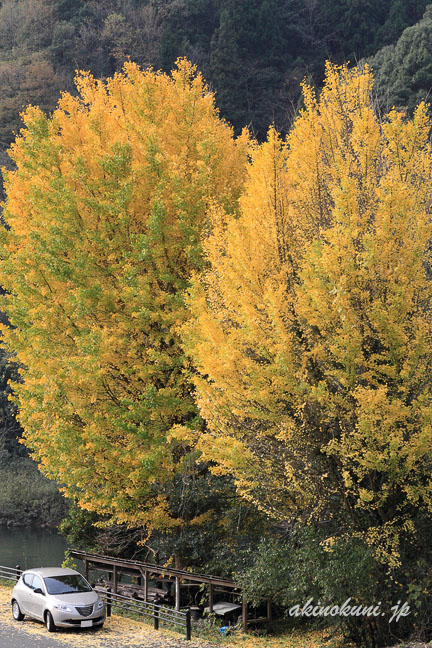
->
xmin=34 ymin=588 xmax=45 ymax=595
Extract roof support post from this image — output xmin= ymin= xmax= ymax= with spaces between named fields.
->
xmin=267 ymin=599 xmax=272 ymax=631
xmin=113 ymin=565 xmax=118 ymax=594
xmin=144 ymin=570 xmax=148 ymax=603
xmin=84 ymin=559 xmax=88 ymax=580
xmin=242 ymin=595 xmax=247 ymax=633
xmin=175 ymin=576 xmax=181 ymax=610
xmin=209 ymin=583 xmax=214 ymax=614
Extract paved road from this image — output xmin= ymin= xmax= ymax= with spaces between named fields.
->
xmin=0 ymin=620 xmax=215 ymax=648
xmin=0 ymin=623 xmax=76 ymax=648
xmin=0 ymin=614 xmax=216 ymax=648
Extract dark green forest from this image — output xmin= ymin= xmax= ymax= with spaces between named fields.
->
xmin=0 ymin=0 xmax=429 ymax=157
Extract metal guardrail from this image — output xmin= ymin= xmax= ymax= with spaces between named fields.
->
xmin=97 ymin=586 xmax=191 ymax=640
xmin=0 ymin=564 xmax=191 ymax=640
xmin=0 ymin=564 xmax=22 ymax=583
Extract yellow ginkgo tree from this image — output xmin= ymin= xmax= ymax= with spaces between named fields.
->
xmin=185 ymin=63 xmax=432 ymax=564
xmin=0 ymin=59 xmax=249 ymax=531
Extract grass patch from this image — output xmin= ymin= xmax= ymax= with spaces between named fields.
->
xmin=109 ymin=602 xmax=348 ymax=647
xmin=189 ymin=616 xmax=348 ymax=648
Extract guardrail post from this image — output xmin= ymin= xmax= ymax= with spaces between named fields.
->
xmin=186 ymin=608 xmax=191 ymax=640
xmin=106 ymin=587 xmax=112 ymax=617
xmin=153 ymin=605 xmax=159 ymax=631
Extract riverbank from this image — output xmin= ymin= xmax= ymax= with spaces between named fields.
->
xmin=0 ymin=458 xmax=67 ymax=528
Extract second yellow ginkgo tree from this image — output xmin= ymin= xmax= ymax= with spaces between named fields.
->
xmin=185 ymin=63 xmax=432 ymax=566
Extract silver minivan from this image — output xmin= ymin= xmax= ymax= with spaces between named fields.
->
xmin=11 ymin=567 xmax=105 ymax=632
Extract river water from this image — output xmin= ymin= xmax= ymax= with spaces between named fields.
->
xmin=0 ymin=527 xmax=67 ymax=570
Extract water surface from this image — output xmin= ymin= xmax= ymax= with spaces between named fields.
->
xmin=0 ymin=527 xmax=67 ymax=570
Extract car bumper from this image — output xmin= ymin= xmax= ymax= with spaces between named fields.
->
xmin=51 ymin=610 xmax=105 ymax=628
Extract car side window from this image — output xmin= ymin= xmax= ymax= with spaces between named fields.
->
xmin=32 ymin=575 xmax=44 ymax=592
xmin=23 ymin=573 xmax=34 ymax=588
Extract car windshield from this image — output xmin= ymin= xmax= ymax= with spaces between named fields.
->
xmin=43 ymin=574 xmax=92 ymax=595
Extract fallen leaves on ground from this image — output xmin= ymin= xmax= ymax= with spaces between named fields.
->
xmin=3 ymin=586 xmax=423 ymax=648
xmin=222 ymin=627 xmax=344 ymax=648
xmin=0 ymin=585 xmax=213 ymax=648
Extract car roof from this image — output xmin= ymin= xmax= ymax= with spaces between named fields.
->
xmin=23 ymin=567 xmax=81 ymax=578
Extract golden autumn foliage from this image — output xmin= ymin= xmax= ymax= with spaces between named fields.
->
xmin=0 ymin=59 xmax=249 ymax=529
xmin=185 ymin=63 xmax=432 ymax=563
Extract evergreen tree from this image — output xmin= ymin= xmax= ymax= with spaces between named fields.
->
xmin=369 ymin=5 xmax=432 ymax=113
xmin=210 ymin=2 xmax=245 ymax=130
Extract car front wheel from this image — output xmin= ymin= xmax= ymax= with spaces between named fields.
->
xmin=45 ymin=611 xmax=56 ymax=633
xmin=12 ymin=600 xmax=24 ymax=621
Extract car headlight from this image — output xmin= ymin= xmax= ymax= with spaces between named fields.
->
xmin=97 ymin=599 xmax=104 ymax=609
xmin=54 ymin=604 xmax=73 ymax=612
